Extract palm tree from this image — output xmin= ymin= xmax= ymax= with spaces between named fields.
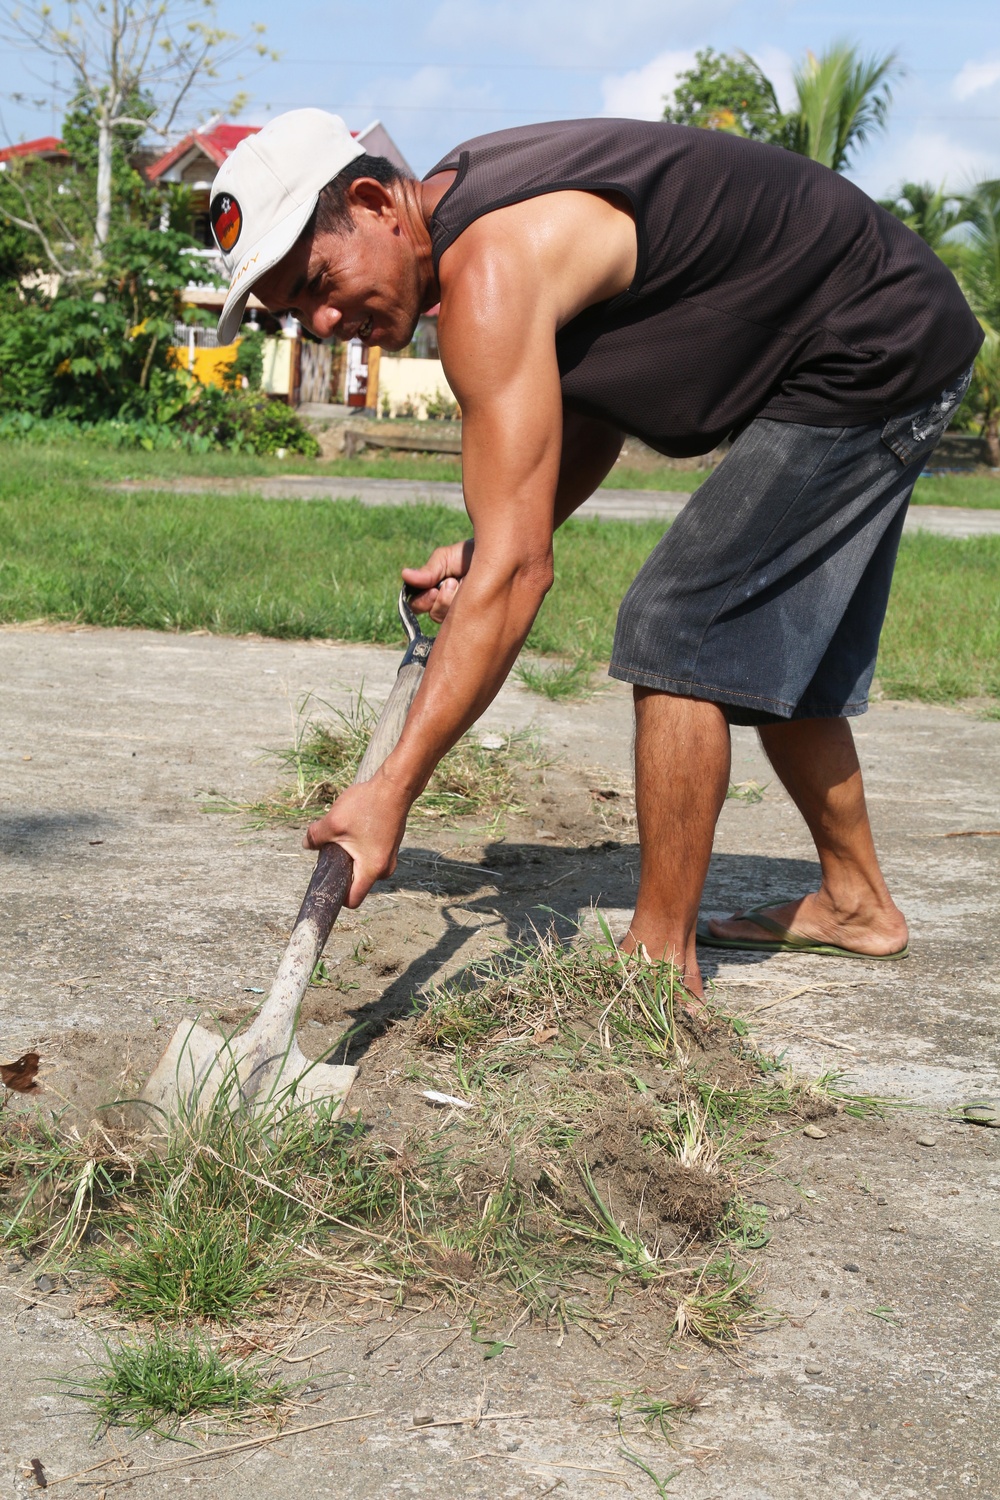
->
xmin=955 ymin=181 xmax=1000 ymax=466
xmin=664 ymin=42 xmax=900 ymax=175
xmin=782 ymin=43 xmax=901 ymax=172
xmin=879 ymin=182 xmax=966 ymax=265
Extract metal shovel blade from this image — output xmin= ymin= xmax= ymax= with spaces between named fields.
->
xmin=137 ymin=588 xmax=433 ymax=1131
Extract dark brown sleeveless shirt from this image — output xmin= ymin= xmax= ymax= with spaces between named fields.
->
xmin=426 ymin=120 xmax=982 ymax=457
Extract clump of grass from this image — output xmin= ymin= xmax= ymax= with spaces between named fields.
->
xmin=515 ymin=651 xmax=598 ymax=700
xmin=1 ymin=1092 xmax=402 ymax=1320
xmin=219 ymin=692 xmax=539 ymax=829
xmin=672 ymin=1252 xmax=763 ymax=1344
xmin=416 ymin=925 xmax=689 ymax=1063
xmin=62 ymin=1331 xmax=288 ymax=1435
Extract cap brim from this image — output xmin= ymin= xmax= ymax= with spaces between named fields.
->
xmin=216 ymin=193 xmax=319 ymax=344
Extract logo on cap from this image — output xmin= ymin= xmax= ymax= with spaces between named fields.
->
xmin=211 ymin=192 xmax=243 ymax=253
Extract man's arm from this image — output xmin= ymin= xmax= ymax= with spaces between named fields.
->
xmin=404 ymin=408 xmax=624 ymax=624
xmin=304 ymin=191 xmax=636 ymax=903
xmin=554 ymin=408 xmax=625 ymax=527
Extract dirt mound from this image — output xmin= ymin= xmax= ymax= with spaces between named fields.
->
xmin=579 ymin=1098 xmax=730 ymax=1233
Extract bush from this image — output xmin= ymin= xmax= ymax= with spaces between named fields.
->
xmin=0 ymin=389 xmax=320 ymax=457
xmin=221 ymin=328 xmax=266 ymax=393
xmin=179 ymin=386 xmax=320 ymax=456
xmin=0 ymin=224 xmax=200 ymax=424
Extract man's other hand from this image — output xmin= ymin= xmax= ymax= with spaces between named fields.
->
xmin=303 ymin=772 xmax=409 ymax=908
xmin=401 ymin=538 xmax=474 ymax=623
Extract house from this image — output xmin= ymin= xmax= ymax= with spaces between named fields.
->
xmin=146 ymin=116 xmax=415 ymax=401
xmin=145 ymin=118 xmax=414 ymax=249
xmin=0 ymin=136 xmax=71 ymax=172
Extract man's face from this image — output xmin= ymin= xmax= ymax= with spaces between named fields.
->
xmin=254 ymin=189 xmax=423 ymax=352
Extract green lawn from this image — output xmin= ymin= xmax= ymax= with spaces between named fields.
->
xmin=0 ymin=441 xmax=996 ymax=706
xmin=8 ymin=435 xmax=998 ymax=506
xmin=607 ymin=467 xmax=1000 ymax=507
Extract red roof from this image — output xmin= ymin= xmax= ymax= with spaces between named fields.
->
xmin=145 ymin=123 xmax=261 ymax=181
xmin=0 ymin=135 xmax=68 ymax=164
xmin=146 ymin=121 xmax=368 ymax=182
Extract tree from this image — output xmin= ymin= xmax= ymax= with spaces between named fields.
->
xmin=0 ymin=0 xmax=275 ymax=261
xmin=784 ymin=43 xmax=899 ymax=173
xmin=0 ymin=219 xmax=200 ymax=420
xmin=954 ymin=181 xmax=1000 ymax=466
xmin=662 ymin=48 xmax=782 ymax=140
xmin=663 ymin=41 xmax=900 ymax=174
xmin=879 ymin=181 xmax=966 ymax=271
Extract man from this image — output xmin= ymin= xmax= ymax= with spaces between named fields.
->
xmin=211 ymin=108 xmax=981 ymax=1000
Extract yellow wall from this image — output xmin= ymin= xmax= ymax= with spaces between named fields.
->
xmin=377 ymin=356 xmax=458 ymax=419
xmin=261 ymin=336 xmax=293 ymax=396
xmin=168 ymin=343 xmax=239 ymax=388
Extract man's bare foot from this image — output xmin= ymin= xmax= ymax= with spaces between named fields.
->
xmin=707 ymin=890 xmax=908 ymax=956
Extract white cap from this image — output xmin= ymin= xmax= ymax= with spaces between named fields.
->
xmin=211 ymin=109 xmax=365 ymax=344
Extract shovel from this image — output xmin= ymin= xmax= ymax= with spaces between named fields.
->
xmin=138 ymin=587 xmax=433 ymax=1130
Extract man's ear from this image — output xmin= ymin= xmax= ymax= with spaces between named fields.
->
xmin=347 ymin=177 xmax=398 ymax=227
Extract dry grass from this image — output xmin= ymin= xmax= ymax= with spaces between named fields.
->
xmin=208 ymin=691 xmax=541 ymax=833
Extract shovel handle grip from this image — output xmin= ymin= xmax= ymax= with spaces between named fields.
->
xmin=292 ymin=641 xmax=431 ymax=952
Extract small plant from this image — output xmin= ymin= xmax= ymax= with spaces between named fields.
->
xmin=672 ymin=1252 xmax=763 ymax=1344
xmin=425 ymin=388 xmax=461 ymax=421
xmin=515 ymin=652 xmax=597 ymax=700
xmin=61 ymin=1332 xmax=289 ymax=1435
xmin=608 ymin=1384 xmax=702 ymax=1440
xmin=727 ymin=780 xmax=766 ymax=803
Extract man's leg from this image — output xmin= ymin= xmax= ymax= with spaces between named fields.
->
xmin=622 ymin=688 xmax=731 ymax=996
xmin=708 ymin=716 xmax=908 ymax=954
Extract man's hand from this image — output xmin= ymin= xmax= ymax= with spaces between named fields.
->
xmin=401 ymin=538 xmax=474 ymax=623
xmin=303 ymin=770 xmax=410 ymax=908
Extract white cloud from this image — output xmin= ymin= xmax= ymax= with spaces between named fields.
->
xmin=325 ymin=65 xmax=503 ymax=174
xmin=750 ymin=45 xmax=796 ymax=114
xmin=600 ymin=43 xmax=796 ymax=124
xmin=848 ymin=129 xmax=999 ymax=200
xmin=600 ymin=50 xmax=697 ymax=121
xmin=952 ymin=57 xmax=1000 ymax=102
xmin=425 ymin=0 xmax=739 ymax=69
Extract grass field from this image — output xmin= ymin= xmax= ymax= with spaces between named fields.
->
xmin=0 ymin=441 xmax=997 ymax=704
xmin=6 ymin=435 xmax=998 ymax=506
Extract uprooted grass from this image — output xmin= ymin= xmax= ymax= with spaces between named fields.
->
xmin=0 ymin=931 xmax=882 ymax=1352
xmin=210 ymin=691 xmax=541 ymax=830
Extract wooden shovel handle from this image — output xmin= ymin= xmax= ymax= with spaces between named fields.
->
xmin=291 ymin=656 xmax=429 ymax=950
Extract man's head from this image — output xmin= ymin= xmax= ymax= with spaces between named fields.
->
xmin=212 ymin=109 xmax=428 ymax=350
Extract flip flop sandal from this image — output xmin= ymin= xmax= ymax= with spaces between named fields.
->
xmin=696 ymin=904 xmax=910 ymax=961
xmin=959 ymin=1098 xmax=1000 ymax=1127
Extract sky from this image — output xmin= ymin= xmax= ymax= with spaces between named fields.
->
xmin=1 ymin=0 xmax=998 ymax=200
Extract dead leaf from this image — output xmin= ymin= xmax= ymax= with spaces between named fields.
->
xmin=1 ymin=1052 xmax=41 ymax=1092
xmin=531 ymin=1027 xmax=559 ymax=1045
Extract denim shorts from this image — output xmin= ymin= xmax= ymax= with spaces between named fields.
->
xmin=608 ymin=366 xmax=973 ymax=726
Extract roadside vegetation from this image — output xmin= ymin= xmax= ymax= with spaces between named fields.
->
xmin=0 ymin=454 xmax=996 ymax=706
xmin=0 ymin=428 xmax=997 ymax=503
